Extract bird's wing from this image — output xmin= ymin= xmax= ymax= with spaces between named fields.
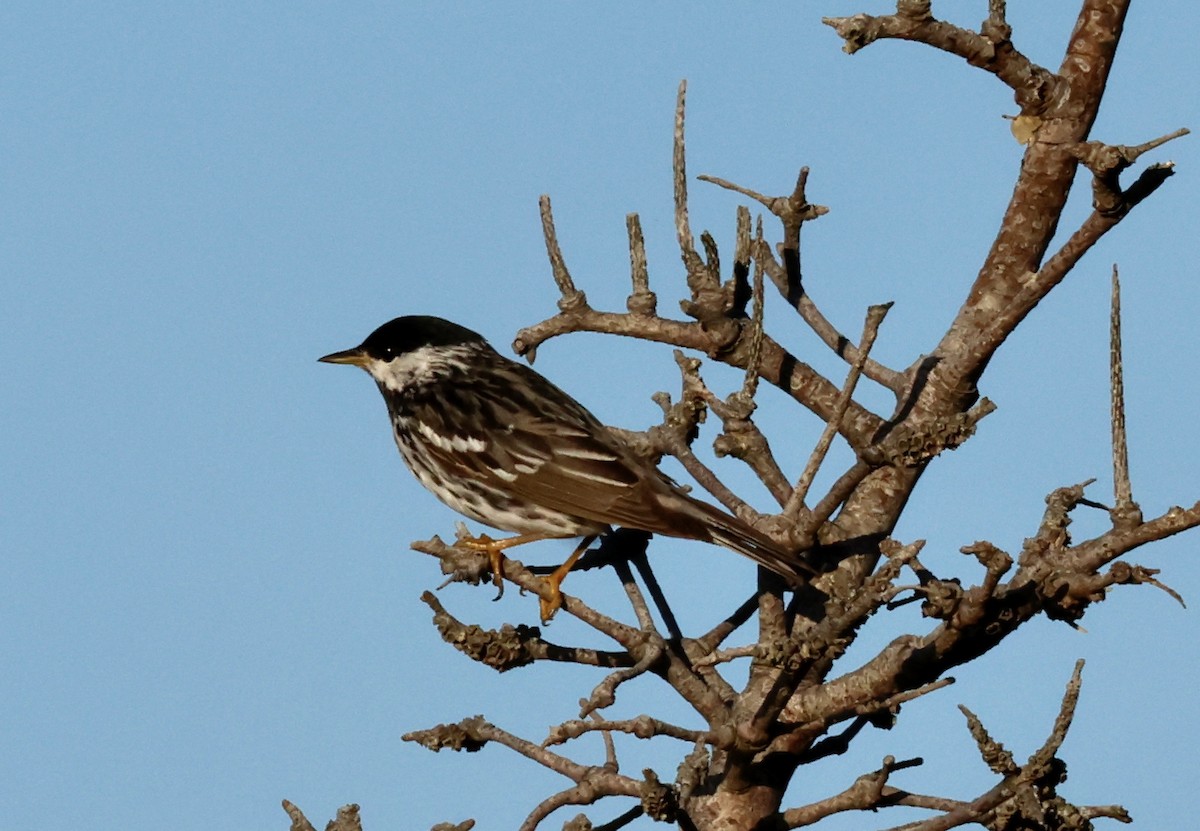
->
xmin=498 ymin=418 xmax=685 ymax=532
xmin=412 ymin=364 xmax=694 ymax=535
xmin=406 ymin=364 xmax=812 ymax=582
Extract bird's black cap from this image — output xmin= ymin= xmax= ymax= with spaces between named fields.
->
xmin=320 ymin=315 xmax=486 ymax=365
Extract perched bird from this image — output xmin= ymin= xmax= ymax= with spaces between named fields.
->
xmin=320 ymin=315 xmax=811 ymax=619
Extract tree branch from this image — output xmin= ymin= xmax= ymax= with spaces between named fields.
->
xmin=785 ymin=302 xmax=892 ymax=521
xmin=823 ymin=3 xmax=1059 ymax=114
xmin=544 ymin=714 xmax=708 ymax=749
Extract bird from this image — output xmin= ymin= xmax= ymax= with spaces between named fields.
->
xmin=319 ymin=315 xmax=812 ymax=620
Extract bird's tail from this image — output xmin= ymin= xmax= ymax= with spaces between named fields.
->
xmin=686 ymin=498 xmax=815 ymax=585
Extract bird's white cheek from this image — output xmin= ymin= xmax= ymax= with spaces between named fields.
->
xmin=369 ymin=347 xmax=443 ymax=393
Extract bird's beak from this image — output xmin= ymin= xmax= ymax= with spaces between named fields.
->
xmin=318 ymin=347 xmax=369 ymax=367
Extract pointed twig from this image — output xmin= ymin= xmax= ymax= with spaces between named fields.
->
xmin=1031 ymin=659 xmax=1084 ymax=765
xmin=1109 ymin=265 xmax=1141 ymax=529
xmin=625 ymin=213 xmax=656 ymax=315
xmin=702 ymin=168 xmax=902 ymax=391
xmin=743 ymin=216 xmax=767 ymax=400
xmin=785 ymin=303 xmax=892 ymax=519
xmin=538 ymin=195 xmax=588 ymax=315
xmin=1069 ymin=128 xmax=1190 ymax=215
xmin=673 ymin=80 xmax=706 ymax=285
xmin=281 ymin=800 xmax=320 ymax=831
xmin=1130 ymin=567 xmax=1186 ymax=608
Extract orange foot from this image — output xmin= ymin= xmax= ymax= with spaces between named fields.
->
xmin=537 ymin=536 xmax=596 ymax=623
xmin=457 ymin=531 xmax=556 ymax=600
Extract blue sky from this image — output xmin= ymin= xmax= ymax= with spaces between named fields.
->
xmin=3 ymin=4 xmax=1197 ymax=830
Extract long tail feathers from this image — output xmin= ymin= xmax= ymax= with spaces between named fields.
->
xmin=688 ymin=499 xmax=815 ymax=585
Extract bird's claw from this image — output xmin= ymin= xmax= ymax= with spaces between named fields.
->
xmin=488 ymin=547 xmax=506 ymax=601
xmin=538 ymin=576 xmax=564 ymax=624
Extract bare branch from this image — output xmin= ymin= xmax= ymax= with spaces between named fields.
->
xmin=520 ymin=778 xmax=637 ymax=831
xmin=796 ymin=715 xmax=869 ymax=764
xmin=1025 ymin=158 xmax=1176 ymax=299
xmin=692 ymin=644 xmax=757 ymax=669
xmin=691 ymin=592 xmax=760 ymax=655
xmin=783 ymin=756 xmax=924 ymax=828
xmin=742 ymin=216 xmax=767 ymax=401
xmin=544 ymin=714 xmax=708 ymax=748
xmin=589 ymin=806 xmax=645 ymax=830
xmin=405 ymin=716 xmax=643 ymax=811
xmin=625 ymin=213 xmax=656 ymax=316
xmin=580 ymin=645 xmax=664 ymax=718
xmin=629 ymin=552 xmax=683 ymax=640
xmin=1069 ymin=128 xmax=1189 ymax=215
xmin=539 ymin=195 xmax=588 ymax=315
xmin=673 ymin=80 xmax=705 ymax=285
xmin=613 ymin=557 xmax=658 ymax=633
xmin=1108 ymin=265 xmax=1142 ymax=528
xmin=411 ymin=537 xmax=644 ymax=650
xmin=420 ymin=591 xmax=633 ymax=671
xmin=281 ymin=800 xmax=320 ymax=831
xmin=710 ymin=391 xmax=793 ymax=507
xmin=1029 ymin=659 xmax=1084 ymax=767
xmin=822 ymin=5 xmax=1058 ymax=112
xmin=658 ymin=352 xmax=756 ymax=518
xmin=806 ymin=460 xmax=874 ymax=534
xmin=702 ymin=168 xmax=904 ymax=392
xmin=785 ymin=303 xmax=892 ymax=520
xmin=873 ymin=777 xmax=1016 ymax=831
xmin=1070 ymin=499 xmax=1200 ymax=573
xmin=920 ymin=1 xmax=1143 ymax=413
xmin=512 ymin=308 xmax=883 ymax=448
xmin=698 ymin=169 xmax=829 ymax=233
xmin=959 ymin=704 xmax=1019 ymax=776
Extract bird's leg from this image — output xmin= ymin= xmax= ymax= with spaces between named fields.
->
xmin=539 ymin=535 xmax=598 ymax=623
xmin=457 ymin=531 xmax=556 ymax=598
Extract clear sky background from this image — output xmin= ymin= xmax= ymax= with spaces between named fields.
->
xmin=4 ymin=4 xmax=1198 ymax=830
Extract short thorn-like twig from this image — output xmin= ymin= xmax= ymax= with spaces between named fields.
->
xmin=538 ymin=195 xmax=588 ymax=316
xmin=625 ymin=213 xmax=656 ymax=316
